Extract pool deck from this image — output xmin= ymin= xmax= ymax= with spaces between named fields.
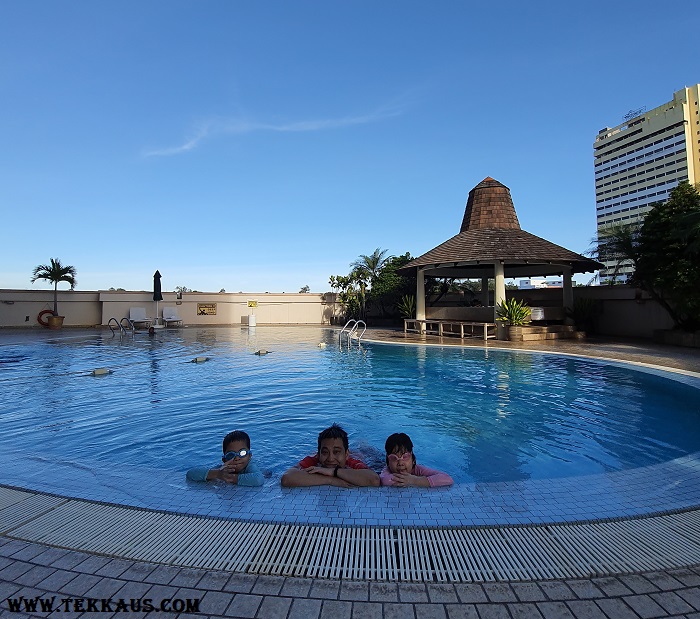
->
xmin=3 ymin=332 xmax=700 ymax=618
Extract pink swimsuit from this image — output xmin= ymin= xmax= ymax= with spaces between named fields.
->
xmin=380 ymin=464 xmax=454 ymax=487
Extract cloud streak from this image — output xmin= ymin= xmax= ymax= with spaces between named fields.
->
xmin=143 ymin=105 xmax=402 ymax=157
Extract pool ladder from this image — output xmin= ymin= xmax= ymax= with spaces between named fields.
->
xmin=108 ymin=317 xmax=135 ymax=337
xmin=339 ymin=319 xmax=366 ymax=346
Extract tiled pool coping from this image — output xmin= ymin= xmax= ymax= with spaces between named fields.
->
xmin=2 ymin=330 xmax=700 ymax=528
xmin=5 ymin=447 xmax=700 ymax=528
xmin=4 ymin=484 xmax=700 ymax=582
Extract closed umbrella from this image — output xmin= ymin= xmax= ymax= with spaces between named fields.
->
xmin=153 ymin=270 xmax=163 ymax=326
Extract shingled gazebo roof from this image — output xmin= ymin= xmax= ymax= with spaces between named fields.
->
xmin=399 ymin=177 xmax=601 ymax=278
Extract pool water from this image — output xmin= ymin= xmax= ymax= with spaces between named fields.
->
xmin=2 ymin=326 xmax=699 ymax=487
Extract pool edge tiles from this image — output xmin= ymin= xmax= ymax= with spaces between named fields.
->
xmin=4 ymin=450 xmax=700 ymax=526
xmin=7 ymin=485 xmax=700 ymax=580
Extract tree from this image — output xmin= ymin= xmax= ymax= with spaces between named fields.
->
xmin=174 ymin=286 xmax=192 ymax=294
xmin=299 ymin=285 xmax=310 ymax=294
xmin=366 ymin=253 xmax=414 ymax=316
xmin=329 ymin=273 xmax=363 ymax=320
xmin=591 ymin=182 xmax=700 ymax=331
xmin=30 ymin=258 xmax=77 ymax=316
xmin=632 ymin=182 xmax=700 ymax=331
xmin=350 ymin=248 xmax=389 ymax=287
xmin=591 ymin=222 xmax=642 ymax=284
xmin=675 ymin=210 xmax=700 ymax=254
xmin=330 ymin=251 xmax=414 ymax=320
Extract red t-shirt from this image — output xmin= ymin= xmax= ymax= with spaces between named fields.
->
xmin=298 ymin=454 xmax=369 ymax=470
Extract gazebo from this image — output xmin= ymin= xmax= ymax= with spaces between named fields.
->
xmin=398 ymin=177 xmax=602 ymax=332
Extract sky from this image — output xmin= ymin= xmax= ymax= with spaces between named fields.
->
xmin=2 ymin=1 xmax=699 ymax=294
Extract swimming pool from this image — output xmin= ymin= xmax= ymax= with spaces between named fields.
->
xmin=2 ymin=326 xmax=700 ymax=526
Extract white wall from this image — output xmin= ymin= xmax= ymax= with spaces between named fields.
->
xmin=0 ymin=290 xmax=339 ymax=328
xmin=0 ymin=290 xmax=102 ymax=327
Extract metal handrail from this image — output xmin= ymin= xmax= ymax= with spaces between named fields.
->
xmin=107 ymin=317 xmax=137 ymax=338
xmin=339 ymin=319 xmax=366 ymax=345
xmin=108 ymin=317 xmax=126 ymax=337
xmin=338 ymin=319 xmax=357 ymax=344
xmin=353 ymin=320 xmax=367 ymax=341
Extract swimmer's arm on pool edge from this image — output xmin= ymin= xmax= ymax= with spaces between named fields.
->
xmin=186 ymin=461 xmax=264 ymax=487
xmin=280 ymin=466 xmax=380 ymax=488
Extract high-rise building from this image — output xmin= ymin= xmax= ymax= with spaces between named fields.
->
xmin=593 ymin=84 xmax=700 ymax=280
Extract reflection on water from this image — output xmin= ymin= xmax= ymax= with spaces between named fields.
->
xmin=1 ymin=327 xmax=699 ymax=485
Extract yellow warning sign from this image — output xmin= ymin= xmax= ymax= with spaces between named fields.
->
xmin=197 ymin=303 xmax=217 ymax=315
xmin=247 ymin=300 xmax=258 ymax=308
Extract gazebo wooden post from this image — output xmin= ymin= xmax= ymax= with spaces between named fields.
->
xmin=494 ymin=261 xmax=506 ymax=319
xmin=416 ymin=267 xmax=426 ymax=332
xmin=481 ymin=277 xmax=490 ymax=307
xmin=562 ymin=266 xmax=574 ymax=324
xmin=494 ymin=262 xmax=507 ymax=339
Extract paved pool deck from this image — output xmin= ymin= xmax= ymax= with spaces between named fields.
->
xmin=2 ymin=331 xmax=700 ymax=618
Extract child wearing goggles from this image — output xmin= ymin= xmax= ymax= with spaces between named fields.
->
xmin=380 ymin=432 xmax=453 ymax=487
xmin=186 ymin=430 xmax=264 ymax=486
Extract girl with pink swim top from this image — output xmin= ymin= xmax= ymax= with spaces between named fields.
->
xmin=380 ymin=432 xmax=454 ymax=488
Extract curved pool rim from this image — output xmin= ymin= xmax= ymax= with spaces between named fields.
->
xmin=3 ymin=328 xmax=700 ymax=528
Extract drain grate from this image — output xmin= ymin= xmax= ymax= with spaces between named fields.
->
xmin=0 ymin=487 xmax=67 ymax=535
xmin=4 ymin=487 xmax=700 ymax=582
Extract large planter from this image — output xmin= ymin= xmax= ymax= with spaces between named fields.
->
xmin=506 ymin=325 xmax=524 ymax=341
xmin=507 ymin=324 xmax=580 ymax=342
xmin=47 ymin=315 xmax=65 ymax=330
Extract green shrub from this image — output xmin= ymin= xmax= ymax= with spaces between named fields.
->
xmin=396 ymin=294 xmax=416 ymax=319
xmin=496 ymin=298 xmax=530 ymax=326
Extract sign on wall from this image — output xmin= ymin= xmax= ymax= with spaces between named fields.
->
xmin=197 ymin=303 xmax=217 ymax=315
xmin=247 ymin=300 xmax=258 ymax=308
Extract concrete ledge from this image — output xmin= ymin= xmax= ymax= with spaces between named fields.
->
xmin=654 ymin=329 xmax=700 ymax=348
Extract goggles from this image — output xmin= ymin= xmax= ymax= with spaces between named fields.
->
xmin=223 ymin=449 xmax=250 ymax=461
xmin=387 ymin=452 xmax=412 ymax=464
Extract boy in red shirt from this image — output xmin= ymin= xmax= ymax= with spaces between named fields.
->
xmin=281 ymin=424 xmax=379 ymax=488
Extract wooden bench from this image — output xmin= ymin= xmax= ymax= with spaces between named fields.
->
xmin=404 ymin=319 xmax=440 ymax=335
xmin=404 ymin=319 xmax=496 ymax=340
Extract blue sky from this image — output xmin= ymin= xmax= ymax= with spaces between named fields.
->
xmin=2 ymin=1 xmax=699 ymax=293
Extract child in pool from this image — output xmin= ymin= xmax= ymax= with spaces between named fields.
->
xmin=186 ymin=430 xmax=264 ymax=486
xmin=380 ymin=433 xmax=453 ymax=487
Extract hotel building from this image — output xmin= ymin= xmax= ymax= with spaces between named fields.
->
xmin=593 ymin=84 xmax=700 ymax=280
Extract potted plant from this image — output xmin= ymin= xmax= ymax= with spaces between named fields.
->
xmin=396 ymin=294 xmax=416 ymax=320
xmin=496 ymin=298 xmax=531 ymax=340
xmin=31 ymin=258 xmax=77 ymax=329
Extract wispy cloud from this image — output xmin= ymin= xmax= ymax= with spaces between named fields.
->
xmin=142 ymin=104 xmax=402 ymax=158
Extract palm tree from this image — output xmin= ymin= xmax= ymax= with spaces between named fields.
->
xmin=31 ymin=258 xmax=77 ymax=316
xmin=588 ymin=223 xmax=641 ymax=284
xmin=350 ymin=248 xmax=390 ymax=286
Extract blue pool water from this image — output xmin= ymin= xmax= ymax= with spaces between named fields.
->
xmin=2 ymin=326 xmax=700 ymax=488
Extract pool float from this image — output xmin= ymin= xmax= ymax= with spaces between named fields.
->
xmin=37 ymin=309 xmax=54 ymax=327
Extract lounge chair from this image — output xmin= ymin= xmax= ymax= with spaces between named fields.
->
xmin=162 ymin=307 xmax=183 ymax=327
xmin=129 ymin=307 xmax=152 ymax=329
